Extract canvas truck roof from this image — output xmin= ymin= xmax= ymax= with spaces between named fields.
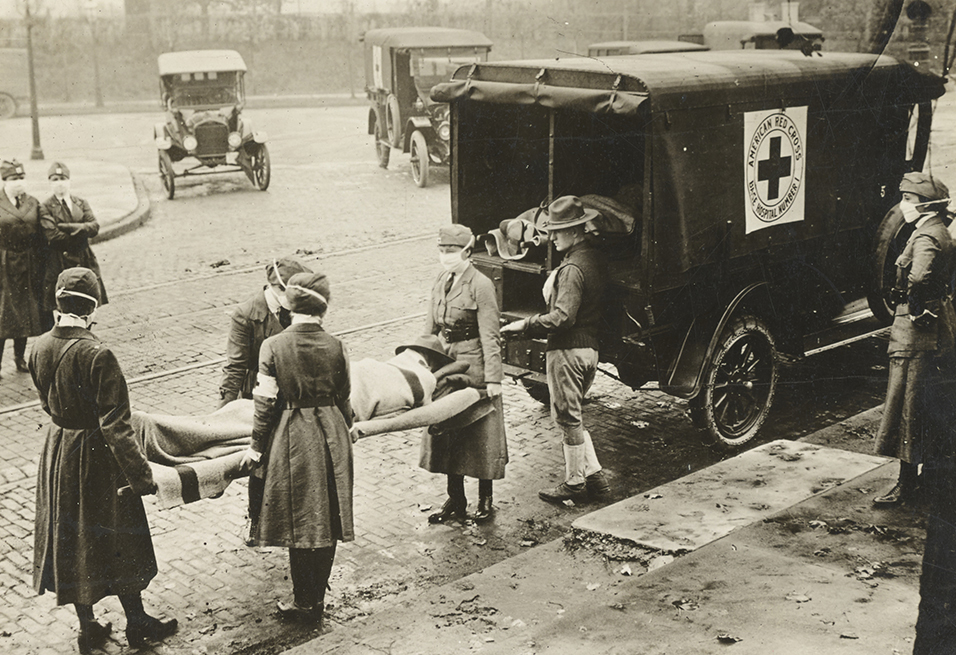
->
xmin=362 ymin=27 xmax=492 ymax=51
xmin=158 ymin=50 xmax=247 ymax=76
xmin=432 ymin=51 xmax=945 ymax=116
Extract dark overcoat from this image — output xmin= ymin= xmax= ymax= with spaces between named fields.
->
xmin=38 ymin=195 xmax=107 ymax=313
xmin=420 ymin=263 xmax=508 ymax=480
xmin=30 ymin=326 xmax=157 ymax=606
xmin=252 ymin=324 xmax=354 ymax=549
xmin=219 ymin=288 xmax=285 ymax=406
xmin=0 ymin=189 xmax=42 ymax=338
xmin=876 ymin=213 xmax=956 ymax=463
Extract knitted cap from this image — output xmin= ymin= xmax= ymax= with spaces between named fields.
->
xmin=0 ymin=159 xmax=25 ymax=180
xmin=438 ymin=224 xmax=474 ymax=247
xmin=55 ymin=267 xmax=101 ymax=310
xmin=286 ymin=272 xmax=330 ymax=316
xmin=900 ymin=172 xmax=949 ymax=202
xmin=265 ymin=256 xmax=312 ymax=290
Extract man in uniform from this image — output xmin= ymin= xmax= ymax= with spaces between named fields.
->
xmin=502 ymin=195 xmax=612 ymax=504
xmin=220 ymin=256 xmax=311 ymax=544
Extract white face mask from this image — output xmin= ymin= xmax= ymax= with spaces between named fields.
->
xmin=4 ymin=180 xmax=25 ymax=199
xmin=900 ymin=200 xmax=929 ymax=224
xmin=51 ymin=179 xmax=71 ymax=197
xmin=439 ymin=250 xmax=468 ymax=274
xmin=276 ymin=291 xmax=291 ymax=310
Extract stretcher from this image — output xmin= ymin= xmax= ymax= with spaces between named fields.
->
xmin=126 ymin=387 xmax=487 ymax=509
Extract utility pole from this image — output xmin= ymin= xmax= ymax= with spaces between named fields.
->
xmin=85 ymin=0 xmax=104 ymax=108
xmin=24 ymin=0 xmax=44 ymax=160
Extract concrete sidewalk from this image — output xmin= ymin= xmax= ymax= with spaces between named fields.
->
xmin=14 ymin=158 xmax=149 ymax=242
xmin=288 ymin=416 xmax=928 ymax=655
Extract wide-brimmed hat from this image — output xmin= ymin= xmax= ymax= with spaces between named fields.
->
xmin=540 ymin=196 xmax=599 ymax=231
xmin=55 ymin=267 xmax=101 ymax=310
xmin=0 ymin=160 xmax=25 ymax=180
xmin=286 ymin=272 xmax=330 ymax=316
xmin=438 ymin=224 xmax=474 ymax=248
xmin=900 ymin=172 xmax=949 ymax=202
xmin=48 ymin=161 xmax=70 ymax=179
xmin=395 ymin=334 xmax=455 ymax=368
xmin=265 ymin=256 xmax=312 ymax=289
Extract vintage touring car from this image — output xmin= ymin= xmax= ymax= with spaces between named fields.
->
xmin=154 ymin=50 xmax=270 ymax=199
xmin=363 ymin=27 xmax=492 ymax=187
xmin=432 ymin=50 xmax=944 ymax=449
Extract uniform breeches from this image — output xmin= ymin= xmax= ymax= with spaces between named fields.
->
xmin=546 ymin=348 xmax=598 ymax=446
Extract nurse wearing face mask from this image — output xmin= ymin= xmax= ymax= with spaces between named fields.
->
xmin=38 ymin=162 xmax=108 ymax=333
xmin=219 ymin=256 xmax=311 ymax=545
xmin=873 ymin=172 xmax=956 ymax=506
xmin=420 ymin=224 xmax=508 ymax=524
xmin=0 ymin=159 xmax=43 ymax=376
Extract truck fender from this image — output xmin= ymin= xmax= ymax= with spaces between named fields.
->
xmin=659 ymin=282 xmax=771 ymax=398
xmin=368 ymin=108 xmax=379 ymax=136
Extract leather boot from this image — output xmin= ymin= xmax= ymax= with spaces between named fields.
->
xmin=540 ymin=444 xmax=588 ymax=504
xmin=428 ymin=496 xmax=468 ymax=524
xmin=277 ymin=600 xmax=323 ymax=624
xmin=126 ymin=615 xmax=178 ymax=648
xmin=474 ymin=495 xmax=494 ymax=522
xmin=77 ymin=621 xmax=112 ymax=654
xmin=874 ymin=462 xmax=918 ymax=506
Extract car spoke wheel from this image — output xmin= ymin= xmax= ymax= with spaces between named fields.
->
xmin=252 ymin=143 xmax=271 ymax=191
xmin=158 ymin=151 xmax=175 ymax=199
xmin=0 ymin=93 xmax=16 ymax=119
xmin=410 ymin=130 xmax=429 ymax=188
xmin=521 ymin=379 xmax=551 ymax=406
xmin=690 ymin=315 xmax=777 ymax=450
xmin=374 ymin=116 xmax=390 ymax=169
xmin=867 ymin=205 xmax=912 ymax=325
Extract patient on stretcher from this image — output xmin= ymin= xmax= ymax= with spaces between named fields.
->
xmin=131 ymin=335 xmax=484 ymax=508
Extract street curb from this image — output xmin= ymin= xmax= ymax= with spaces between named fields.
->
xmin=90 ymin=171 xmax=151 ymax=244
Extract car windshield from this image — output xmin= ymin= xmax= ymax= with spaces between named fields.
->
xmin=165 ymin=70 xmax=240 ymax=108
xmin=412 ymin=54 xmax=484 ymax=93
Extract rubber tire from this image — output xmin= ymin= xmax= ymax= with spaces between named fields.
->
xmin=386 ymin=94 xmax=402 ymax=149
xmin=867 ymin=205 xmax=912 ymax=325
xmin=252 ymin=143 xmax=271 ymax=191
xmin=521 ymin=379 xmax=551 ymax=406
xmin=374 ymin=115 xmax=390 ymax=169
xmin=410 ymin=130 xmax=429 ymax=188
xmin=689 ymin=314 xmax=778 ymax=451
xmin=905 ymin=102 xmax=932 ymax=173
xmin=158 ymin=150 xmax=175 ymax=200
xmin=0 ymin=93 xmax=16 ymax=119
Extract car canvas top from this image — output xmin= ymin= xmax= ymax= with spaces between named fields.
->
xmin=158 ymin=50 xmax=247 ymax=77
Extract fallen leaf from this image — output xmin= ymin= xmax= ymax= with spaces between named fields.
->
xmin=716 ymin=633 xmax=742 ymax=643
xmin=471 ymin=538 xmax=487 ymax=547
xmin=620 ymin=564 xmax=632 ymax=576
xmin=644 ymin=492 xmax=663 ymax=500
xmin=609 ymin=603 xmax=626 ymax=611
xmin=586 ymin=582 xmax=601 ymax=591
xmin=562 ymin=499 xmax=575 ymax=508
xmin=603 ymin=402 xmax=622 ymax=409
xmin=418 ymin=504 xmax=432 ymax=513
xmin=630 ymin=420 xmax=649 ymax=428
xmin=840 ymin=632 xmax=859 ymax=640
xmin=785 ymin=593 xmax=811 ymax=603
xmin=519 ymin=539 xmax=536 ymax=547
xmin=808 ymin=520 xmax=828 ymax=530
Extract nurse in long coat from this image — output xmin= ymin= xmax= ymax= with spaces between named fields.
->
xmin=38 ymin=161 xmax=108 ymax=332
xmin=240 ymin=271 xmax=352 ymax=626
xmin=0 ymin=159 xmax=43 ymax=373
xmin=421 ymin=224 xmax=508 ymax=524
xmin=30 ymin=268 xmax=177 ymax=653
xmin=874 ymin=172 xmax=956 ymax=506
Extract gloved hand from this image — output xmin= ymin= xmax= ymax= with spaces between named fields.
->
xmin=500 ymin=319 xmax=527 ymax=334
xmin=486 ymin=382 xmax=502 ymax=398
xmin=911 ymin=309 xmax=939 ymax=329
xmin=239 ymin=448 xmax=261 ymax=473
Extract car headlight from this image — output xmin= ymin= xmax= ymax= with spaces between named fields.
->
xmin=438 ymin=121 xmax=451 ymax=142
xmin=183 ymin=135 xmax=198 ymax=151
xmin=414 ymin=97 xmax=425 ymax=112
xmin=228 ymin=132 xmax=242 ymax=148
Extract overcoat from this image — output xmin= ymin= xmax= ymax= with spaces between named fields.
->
xmin=420 ymin=263 xmax=508 ymax=480
xmin=0 ymin=189 xmax=42 ymax=338
xmin=219 ymin=288 xmax=285 ymax=406
xmin=30 ymin=326 xmax=157 ymax=605
xmin=38 ymin=195 xmax=107 ymax=313
xmin=876 ymin=213 xmax=956 ymax=463
xmin=252 ymin=324 xmax=354 ymax=549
